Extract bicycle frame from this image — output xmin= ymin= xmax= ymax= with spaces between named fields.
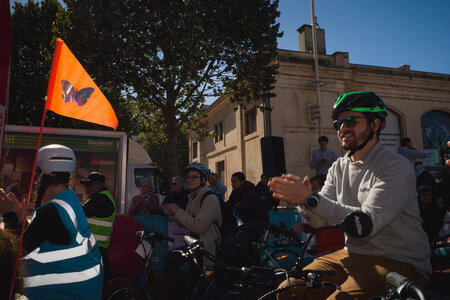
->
xmin=104 ymin=230 xmax=174 ymax=300
xmin=181 ymin=211 xmax=373 ymax=300
xmin=255 ymin=223 xmax=304 ymax=268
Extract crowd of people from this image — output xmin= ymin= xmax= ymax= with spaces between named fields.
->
xmin=0 ymin=91 xmax=449 ymax=300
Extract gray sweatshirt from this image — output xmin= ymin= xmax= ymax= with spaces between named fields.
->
xmin=302 ymin=142 xmax=432 ymax=277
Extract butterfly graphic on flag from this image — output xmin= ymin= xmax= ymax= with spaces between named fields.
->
xmin=61 ymin=80 xmax=94 ymax=106
xmin=45 ymin=38 xmax=118 ymax=129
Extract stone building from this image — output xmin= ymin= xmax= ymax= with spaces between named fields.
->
xmin=190 ymin=25 xmax=450 ymax=199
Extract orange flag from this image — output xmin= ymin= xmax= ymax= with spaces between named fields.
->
xmin=45 ymin=38 xmax=118 ymax=129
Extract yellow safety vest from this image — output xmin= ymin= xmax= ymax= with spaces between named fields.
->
xmin=85 ymin=190 xmax=116 ymax=248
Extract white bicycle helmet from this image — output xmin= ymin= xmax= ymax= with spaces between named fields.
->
xmin=37 ymin=144 xmax=76 ymax=176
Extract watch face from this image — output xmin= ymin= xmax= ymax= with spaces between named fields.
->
xmin=307 ymin=196 xmax=318 ymax=208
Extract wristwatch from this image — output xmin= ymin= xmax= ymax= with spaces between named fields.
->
xmin=305 ymin=193 xmax=320 ymax=208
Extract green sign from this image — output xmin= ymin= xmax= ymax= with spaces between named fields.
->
xmin=4 ymin=132 xmax=120 ymax=153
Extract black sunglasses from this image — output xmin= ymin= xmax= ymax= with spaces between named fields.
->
xmin=333 ymin=116 xmax=364 ymax=130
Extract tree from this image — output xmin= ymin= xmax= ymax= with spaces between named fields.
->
xmin=137 ymin=117 xmax=190 ymax=176
xmin=9 ymin=0 xmax=61 ymax=126
xmin=52 ymin=0 xmax=142 ymax=133
xmin=9 ymin=0 xmax=135 ymax=132
xmin=55 ymin=0 xmax=281 ymax=178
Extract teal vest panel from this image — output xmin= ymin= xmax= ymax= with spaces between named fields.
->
xmin=22 ymin=189 xmax=103 ymax=300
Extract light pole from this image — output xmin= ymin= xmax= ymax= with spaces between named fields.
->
xmin=311 ymin=0 xmax=322 ymax=136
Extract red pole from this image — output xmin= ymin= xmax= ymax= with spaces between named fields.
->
xmin=9 ymin=106 xmax=47 ymax=300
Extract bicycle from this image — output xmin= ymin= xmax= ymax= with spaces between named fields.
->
xmin=372 ymin=268 xmax=450 ymax=300
xmin=180 ymin=211 xmax=372 ymax=300
xmin=209 ymin=221 xmax=304 ymax=296
xmin=371 ymin=272 xmax=428 ymax=300
xmin=257 ymin=222 xmax=304 ymax=269
xmin=103 ymin=230 xmax=174 ymax=300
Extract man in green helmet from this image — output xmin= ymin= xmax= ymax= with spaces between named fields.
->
xmin=270 ymin=92 xmax=431 ymax=299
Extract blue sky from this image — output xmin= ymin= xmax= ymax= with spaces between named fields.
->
xmin=11 ymin=0 xmax=449 ymax=75
xmin=277 ymin=0 xmax=450 ymax=74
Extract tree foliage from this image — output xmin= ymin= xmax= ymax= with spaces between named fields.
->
xmin=52 ymin=0 xmax=139 ymax=133
xmin=9 ymin=0 xmax=61 ymax=126
xmin=8 ymin=0 xmax=135 ymax=131
xmin=137 ymin=113 xmax=190 ymax=176
xmin=128 ymin=0 xmax=281 ymax=178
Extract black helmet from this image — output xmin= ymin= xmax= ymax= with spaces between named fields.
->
xmin=332 ymin=91 xmax=388 ymax=121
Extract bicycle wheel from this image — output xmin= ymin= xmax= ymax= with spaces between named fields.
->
xmin=103 ymin=276 xmax=135 ymax=300
xmin=106 ymin=284 xmax=136 ymax=300
xmin=263 ymin=249 xmax=300 ymax=269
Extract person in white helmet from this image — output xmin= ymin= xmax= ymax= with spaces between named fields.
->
xmin=0 ymin=144 xmax=103 ymax=300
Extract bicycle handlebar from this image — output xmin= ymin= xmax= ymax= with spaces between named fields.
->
xmin=136 ymin=230 xmax=175 ymax=243
xmin=386 ymin=272 xmax=427 ymax=300
xmin=183 ymin=235 xmax=251 ymax=274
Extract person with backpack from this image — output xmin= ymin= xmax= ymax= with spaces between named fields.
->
xmin=161 ymin=162 xmax=221 ymax=300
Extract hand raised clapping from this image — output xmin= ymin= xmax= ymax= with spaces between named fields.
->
xmin=0 ymin=188 xmax=26 ymax=218
xmin=160 ymin=202 xmax=181 ymax=216
xmin=268 ymin=174 xmax=313 ymax=206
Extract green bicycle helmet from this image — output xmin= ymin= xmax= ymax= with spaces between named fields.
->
xmin=332 ymin=91 xmax=388 ymax=121
xmin=185 ymin=162 xmax=210 ymax=181
xmin=332 ymin=92 xmax=388 ymax=157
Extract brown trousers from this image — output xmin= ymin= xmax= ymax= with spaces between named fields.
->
xmin=277 ymin=249 xmax=426 ymax=300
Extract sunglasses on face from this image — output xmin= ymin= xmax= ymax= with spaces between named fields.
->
xmin=333 ymin=116 xmax=364 ymax=130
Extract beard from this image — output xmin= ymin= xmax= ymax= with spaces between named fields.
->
xmin=340 ymin=126 xmax=371 ymax=151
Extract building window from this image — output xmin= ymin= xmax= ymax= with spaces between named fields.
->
xmin=193 ymin=142 xmax=198 ymax=159
xmin=214 ymin=121 xmax=223 ymax=143
xmin=245 ymin=108 xmax=257 ymax=135
xmin=216 ymin=160 xmax=225 ymax=183
xmin=420 ymin=110 xmax=450 ymax=166
xmin=379 ymin=109 xmax=401 ymax=153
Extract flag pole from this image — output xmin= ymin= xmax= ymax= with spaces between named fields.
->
xmin=9 ymin=104 xmax=47 ymax=300
xmin=8 ymin=39 xmax=62 ymax=300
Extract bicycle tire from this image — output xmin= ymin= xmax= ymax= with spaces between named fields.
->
xmin=103 ymin=275 xmax=134 ymax=298
xmin=106 ymin=284 xmax=136 ymax=300
xmin=262 ymin=249 xmax=300 ymax=269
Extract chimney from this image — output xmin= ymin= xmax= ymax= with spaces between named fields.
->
xmin=297 ymin=24 xmax=326 ymax=55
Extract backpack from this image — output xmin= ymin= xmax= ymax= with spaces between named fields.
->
xmin=200 ymin=191 xmax=238 ymax=241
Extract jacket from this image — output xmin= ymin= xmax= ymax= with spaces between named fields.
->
xmin=129 ymin=192 xmax=160 ymax=216
xmin=171 ymin=185 xmax=221 ymax=265
xmin=228 ymin=181 xmax=269 ymax=223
